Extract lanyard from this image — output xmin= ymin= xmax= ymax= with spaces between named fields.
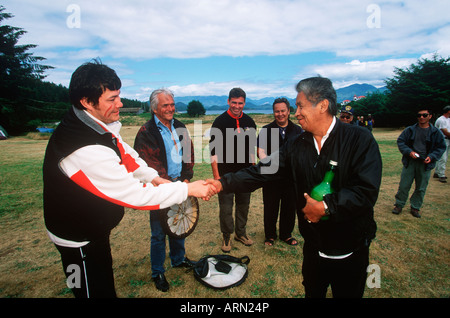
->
xmin=227 ymin=109 xmax=243 ymax=132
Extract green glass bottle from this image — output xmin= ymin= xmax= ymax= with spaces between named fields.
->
xmin=310 ymin=160 xmax=338 ymax=221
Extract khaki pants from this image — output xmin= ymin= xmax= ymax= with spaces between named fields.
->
xmin=395 ymin=160 xmax=431 ymax=210
xmin=218 ymin=192 xmax=251 ymax=237
xmin=435 ymin=139 xmax=449 ymax=177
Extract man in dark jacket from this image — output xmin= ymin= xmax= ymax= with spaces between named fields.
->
xmin=134 ymin=88 xmax=195 ymax=292
xmin=392 ymin=107 xmax=445 ymax=218
xmin=257 ymin=97 xmax=302 ymax=246
xmin=207 ymin=77 xmax=382 ymax=298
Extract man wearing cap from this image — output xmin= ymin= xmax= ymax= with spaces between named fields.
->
xmin=339 ymin=107 xmax=354 ymax=124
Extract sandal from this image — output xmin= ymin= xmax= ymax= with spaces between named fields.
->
xmin=264 ymin=238 xmax=275 ymax=246
xmin=283 ymin=237 xmax=298 ymax=246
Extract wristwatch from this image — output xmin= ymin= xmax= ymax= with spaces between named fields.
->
xmin=323 ymin=201 xmax=330 ymax=216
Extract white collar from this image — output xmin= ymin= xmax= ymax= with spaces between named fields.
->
xmin=83 ymin=110 xmax=122 ymax=136
xmin=313 ymin=116 xmax=336 ymax=155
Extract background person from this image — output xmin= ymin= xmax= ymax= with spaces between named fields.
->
xmin=339 ymin=108 xmax=354 ymax=124
xmin=209 ymin=87 xmax=257 ymax=252
xmin=367 ymin=114 xmax=374 ymax=133
xmin=257 ymin=97 xmax=302 ymax=246
xmin=357 ymin=115 xmax=366 ymax=128
xmin=43 ymin=60 xmax=214 ymax=298
xmin=134 ymin=88 xmax=195 ymax=292
xmin=433 ymin=105 xmax=450 ymax=183
xmin=392 ymin=107 xmax=446 ymax=217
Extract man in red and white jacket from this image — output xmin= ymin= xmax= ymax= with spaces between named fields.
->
xmin=43 ymin=60 xmax=214 ymax=298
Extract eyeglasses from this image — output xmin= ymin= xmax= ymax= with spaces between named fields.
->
xmin=340 ymin=115 xmax=351 ymax=119
xmin=417 ymin=113 xmax=429 ymax=118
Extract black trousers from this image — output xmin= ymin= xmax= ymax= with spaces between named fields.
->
xmin=301 ymin=242 xmax=369 ymax=298
xmin=55 ymin=235 xmax=116 ymax=298
xmin=262 ymin=181 xmax=296 ymax=240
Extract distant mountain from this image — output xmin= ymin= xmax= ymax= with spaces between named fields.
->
xmin=174 ymin=96 xmax=279 ymax=111
xmin=175 ymin=102 xmax=187 ymax=111
xmin=173 ymin=83 xmax=387 ymax=111
xmin=336 ymin=84 xmax=387 ymax=102
xmin=174 ymin=95 xmax=230 ymax=108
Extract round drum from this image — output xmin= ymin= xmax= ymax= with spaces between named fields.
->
xmin=160 ymin=196 xmax=199 ymax=239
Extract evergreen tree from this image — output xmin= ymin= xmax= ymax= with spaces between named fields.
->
xmin=385 ymin=55 xmax=450 ymax=119
xmin=0 ymin=6 xmax=54 ymax=134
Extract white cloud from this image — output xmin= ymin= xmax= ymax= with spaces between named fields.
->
xmin=133 ymin=80 xmax=294 ymax=100
xmin=4 ymin=0 xmax=449 ymax=59
xmin=2 ymin=0 xmax=449 ymax=99
xmin=298 ymin=58 xmax=417 ymax=88
xmin=296 ymin=48 xmax=450 ymax=89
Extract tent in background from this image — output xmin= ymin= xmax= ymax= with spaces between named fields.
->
xmin=0 ymin=125 xmax=8 ymax=140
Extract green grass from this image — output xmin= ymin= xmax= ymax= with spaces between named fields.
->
xmin=0 ymin=122 xmax=449 ymax=298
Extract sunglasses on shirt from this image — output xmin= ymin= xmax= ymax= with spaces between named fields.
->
xmin=417 ymin=113 xmax=429 ymax=118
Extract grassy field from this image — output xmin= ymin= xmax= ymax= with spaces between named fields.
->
xmin=0 ymin=113 xmax=448 ymax=298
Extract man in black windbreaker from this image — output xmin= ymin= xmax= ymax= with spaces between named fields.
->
xmin=206 ymin=77 xmax=382 ymax=298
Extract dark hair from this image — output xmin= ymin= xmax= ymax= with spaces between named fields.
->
xmin=273 ymin=97 xmax=290 ymax=109
xmin=69 ymin=59 xmax=121 ymax=110
xmin=295 ymin=77 xmax=337 ymax=116
xmin=228 ymin=87 xmax=246 ymax=101
xmin=417 ymin=106 xmax=431 ymax=113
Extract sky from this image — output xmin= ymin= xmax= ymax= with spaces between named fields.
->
xmin=2 ymin=0 xmax=450 ymax=101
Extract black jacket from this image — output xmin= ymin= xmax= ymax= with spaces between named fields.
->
xmin=397 ymin=123 xmax=445 ymax=171
xmin=257 ymin=119 xmax=303 ymax=156
xmin=220 ymin=120 xmax=382 ymax=254
xmin=209 ymin=111 xmax=257 ymax=175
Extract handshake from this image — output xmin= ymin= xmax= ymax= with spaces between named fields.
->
xmin=187 ymin=179 xmax=223 ymax=201
xmin=151 ymin=176 xmax=224 ymax=201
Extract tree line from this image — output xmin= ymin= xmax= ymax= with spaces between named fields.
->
xmin=341 ymin=55 xmax=450 ymax=127
xmin=1 ymin=5 xmax=449 ymax=135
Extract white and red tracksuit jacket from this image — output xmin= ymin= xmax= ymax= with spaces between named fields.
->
xmin=43 ymin=106 xmax=188 ymax=247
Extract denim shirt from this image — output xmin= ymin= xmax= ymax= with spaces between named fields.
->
xmin=154 ymin=116 xmax=182 ymax=180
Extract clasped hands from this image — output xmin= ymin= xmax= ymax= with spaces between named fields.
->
xmin=185 ymin=178 xmax=222 ymax=201
xmin=151 ymin=177 xmax=220 ymax=201
xmin=152 ymin=176 xmax=222 ymax=201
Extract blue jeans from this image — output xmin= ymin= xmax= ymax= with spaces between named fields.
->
xmin=150 ymin=210 xmax=186 ymax=277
